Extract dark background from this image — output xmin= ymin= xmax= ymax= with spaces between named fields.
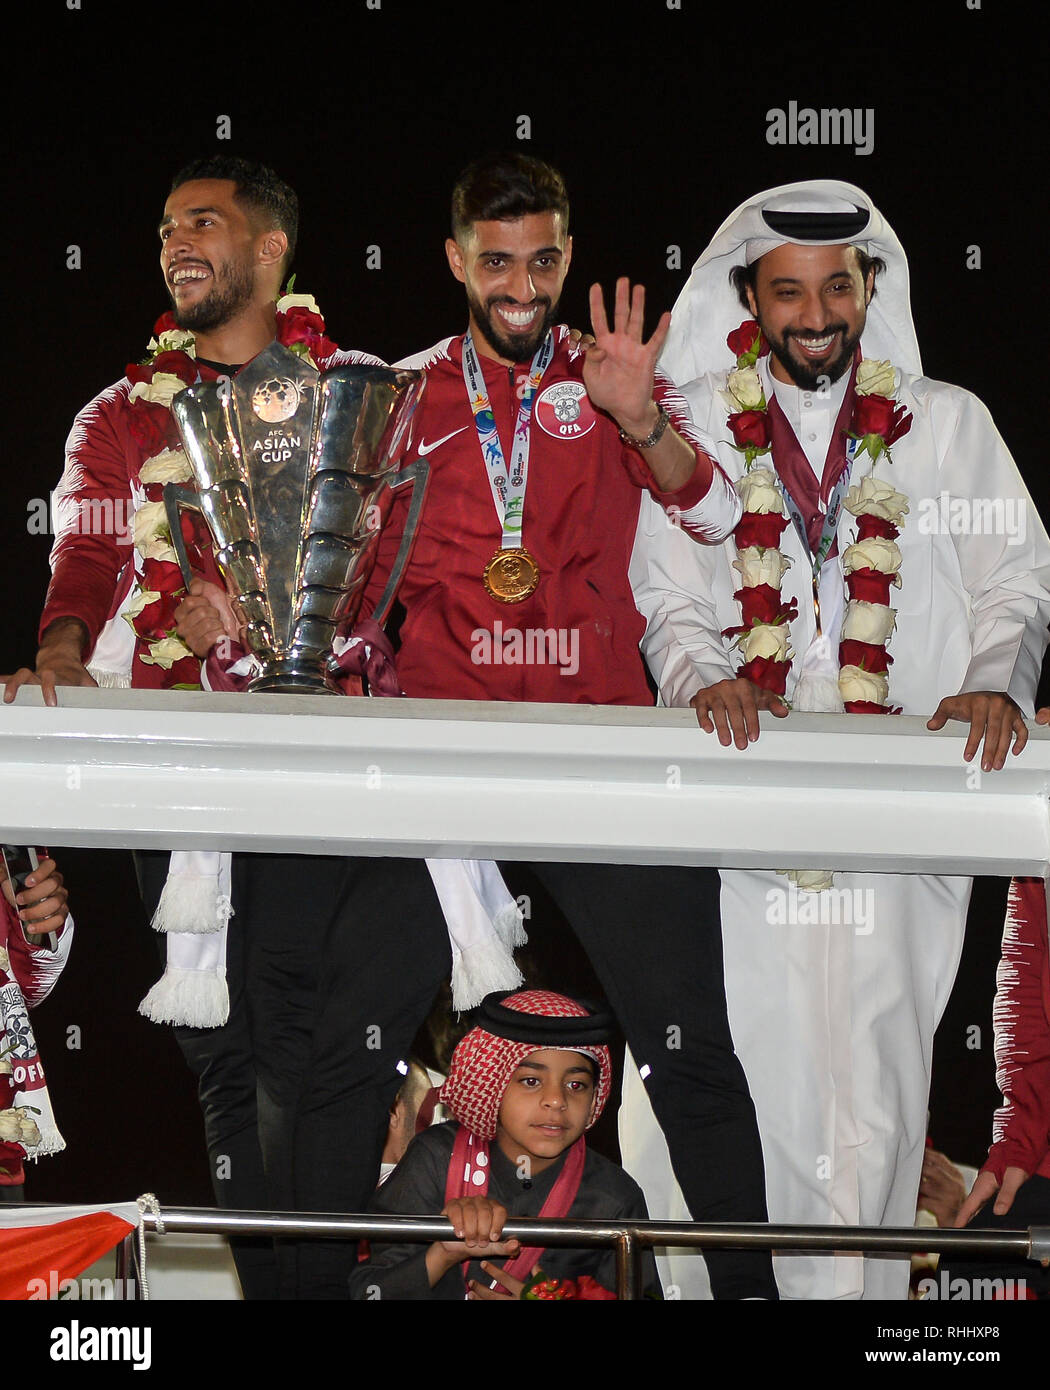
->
xmin=2 ymin=0 xmax=1046 ymax=1204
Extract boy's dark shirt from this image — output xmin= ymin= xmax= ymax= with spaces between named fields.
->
xmin=348 ymin=1121 xmax=661 ymax=1300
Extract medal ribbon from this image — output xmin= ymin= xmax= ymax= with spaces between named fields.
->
xmin=778 ymin=457 xmax=854 ymax=638
xmin=461 ymin=329 xmax=554 ymax=550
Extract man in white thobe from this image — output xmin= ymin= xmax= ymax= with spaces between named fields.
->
xmin=620 ymin=180 xmax=1050 ymax=1299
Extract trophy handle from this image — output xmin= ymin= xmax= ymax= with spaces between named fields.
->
xmin=367 ymin=458 xmax=431 ymax=629
xmin=162 ymin=483 xmax=205 ymax=590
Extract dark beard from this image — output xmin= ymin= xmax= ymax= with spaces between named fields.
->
xmin=170 ymin=257 xmax=255 ymax=334
xmin=467 ymin=289 xmax=558 ymax=363
xmin=765 ymin=322 xmax=861 ymax=391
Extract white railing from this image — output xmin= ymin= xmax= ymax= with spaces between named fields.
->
xmin=1 ymin=686 xmax=1048 ymax=875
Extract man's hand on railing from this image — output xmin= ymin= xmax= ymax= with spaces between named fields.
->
xmin=3 ymin=619 xmax=96 ymax=707
xmin=690 ymin=678 xmax=789 ymax=749
xmin=954 ymin=1166 xmax=1031 ymax=1228
xmin=926 ymin=691 xmax=1028 ymax=772
xmin=174 ymin=578 xmax=243 ymax=659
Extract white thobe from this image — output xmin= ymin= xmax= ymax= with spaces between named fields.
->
xmin=621 ymin=364 xmax=1050 ymax=1299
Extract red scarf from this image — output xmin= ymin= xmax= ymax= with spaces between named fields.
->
xmin=445 ymin=1124 xmax=586 ymax=1286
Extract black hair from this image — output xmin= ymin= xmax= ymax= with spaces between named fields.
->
xmin=169 ymin=156 xmax=298 ymax=270
xmin=451 ymin=153 xmax=569 ymax=242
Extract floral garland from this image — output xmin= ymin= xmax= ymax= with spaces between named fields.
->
xmin=720 ymin=319 xmax=912 ymax=713
xmin=121 ymin=287 xmax=336 ymax=686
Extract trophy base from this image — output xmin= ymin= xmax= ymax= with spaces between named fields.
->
xmin=247 ymin=663 xmax=343 ymax=696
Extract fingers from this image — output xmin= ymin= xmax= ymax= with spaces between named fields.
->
xmin=646 ymin=309 xmax=672 ymax=360
xmin=993 ymin=1165 xmax=1030 ymax=1217
xmin=589 ymin=283 xmax=609 ymax=341
xmin=929 ymin=693 xmax=1029 ymax=771
xmin=1036 ymin=707 xmax=1050 ymax=726
xmin=16 ymin=861 xmax=69 ymax=934
xmin=953 ymin=1171 xmax=999 ymax=1228
xmin=443 ymin=1199 xmax=510 ymax=1248
xmin=478 ymin=1260 xmax=525 ymax=1296
xmin=691 ymin=680 xmax=786 ymax=748
xmin=2 ymin=669 xmax=44 ymax=705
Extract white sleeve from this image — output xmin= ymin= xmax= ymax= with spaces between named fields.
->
xmin=630 ymin=494 xmax=737 ymax=708
xmin=931 ymin=388 xmax=1050 ymax=708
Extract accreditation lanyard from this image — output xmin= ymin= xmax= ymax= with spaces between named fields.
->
xmin=461 ymin=329 xmax=554 ymax=549
xmin=778 ymin=447 xmax=855 ymax=638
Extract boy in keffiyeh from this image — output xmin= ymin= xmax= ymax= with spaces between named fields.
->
xmin=349 ymin=990 xmax=660 ymax=1300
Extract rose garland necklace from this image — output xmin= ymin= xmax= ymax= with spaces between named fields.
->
xmin=121 ymin=286 xmax=336 ymax=685
xmin=720 ymin=319 xmax=912 ymax=891
xmin=720 ymin=318 xmax=912 ymax=712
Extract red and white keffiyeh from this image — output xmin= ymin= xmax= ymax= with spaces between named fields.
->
xmin=440 ymin=990 xmax=612 ymax=1142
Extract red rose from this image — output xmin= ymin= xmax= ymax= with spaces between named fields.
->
xmin=131 ymin=592 xmax=180 ymax=642
xmin=166 ymin=654 xmax=203 ymax=689
xmin=737 ymin=655 xmax=791 ymax=695
xmin=843 ymin=700 xmax=896 ymax=715
xmin=734 ymin=511 xmax=789 ymax=550
xmin=839 ymin=639 xmax=891 ymax=673
xmin=845 ymin=567 xmax=895 ymax=606
xmin=126 ymin=362 xmax=153 ymax=386
xmin=726 ymin=319 xmax=768 ymax=361
xmin=141 ymin=558 xmax=185 ymax=596
xmin=854 ymin=514 xmax=900 ymax=542
xmin=153 ymin=311 xmax=178 ymax=335
xmin=574 ymin=1275 xmax=617 ymax=1300
xmin=727 ymin=410 xmax=770 ymax=450
xmin=127 ymin=405 xmax=178 ymax=459
xmin=853 ymin=394 xmax=895 ymax=437
xmin=149 ymin=351 xmax=196 ymax=385
xmin=280 ymin=306 xmax=326 ymax=337
xmin=734 ymin=583 xmax=794 ymax=627
xmin=853 ymin=395 xmax=911 ymax=446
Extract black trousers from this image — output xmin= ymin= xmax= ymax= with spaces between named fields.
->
xmin=501 ymin=861 xmax=777 ymax=1300
xmin=139 ymin=852 xmax=775 ymax=1300
xmin=136 ymin=850 xmax=452 ymax=1300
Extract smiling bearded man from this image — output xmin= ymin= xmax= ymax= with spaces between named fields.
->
xmin=3 ymin=156 xmax=469 ymax=1303
xmin=618 ymin=179 xmax=1050 ymax=1301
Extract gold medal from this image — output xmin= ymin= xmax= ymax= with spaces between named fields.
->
xmin=483 ymin=547 xmax=540 ymax=604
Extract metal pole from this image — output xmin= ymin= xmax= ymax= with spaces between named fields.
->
xmin=133 ymin=1206 xmax=1046 ymax=1261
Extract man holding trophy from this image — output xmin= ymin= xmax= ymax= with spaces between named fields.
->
xmin=5 ymin=157 xmax=459 ymax=1300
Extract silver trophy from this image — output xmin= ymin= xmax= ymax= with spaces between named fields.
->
xmin=164 ymin=341 xmax=427 ymax=694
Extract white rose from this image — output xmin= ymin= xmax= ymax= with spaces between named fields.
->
xmin=736 ymin=467 xmax=784 ymax=516
xmin=122 ymin=589 xmax=161 ymax=628
xmin=0 ymin=1057 xmax=11 ymax=1076
xmin=154 ymin=328 xmax=196 ymax=357
xmin=780 ymin=868 xmax=836 ymax=892
xmin=276 ymin=292 xmax=320 ymax=316
xmin=844 ymin=475 xmax=909 ymax=524
xmin=139 ymin=636 xmax=194 ymax=670
xmin=723 ymin=366 xmax=765 ymax=412
xmin=0 ymin=1110 xmax=24 ymax=1142
xmin=855 ymin=358 xmax=896 ymax=398
xmin=0 ymin=946 xmax=9 ymax=973
xmin=841 ymin=536 xmax=903 ymax=576
xmin=139 ymin=449 xmax=193 ymax=485
xmin=841 ymin=600 xmax=897 ymax=646
xmin=141 ymin=537 xmax=180 ymax=565
xmin=132 ymin=500 xmax=169 ymax=553
xmin=732 ymin=546 xmax=792 ymax=589
xmin=739 ymin=623 xmax=790 ymax=663
xmin=128 ymin=372 xmax=187 ymax=409
xmin=838 ymin=665 xmax=889 ymax=705
xmin=19 ymin=1114 xmax=40 ymax=1145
